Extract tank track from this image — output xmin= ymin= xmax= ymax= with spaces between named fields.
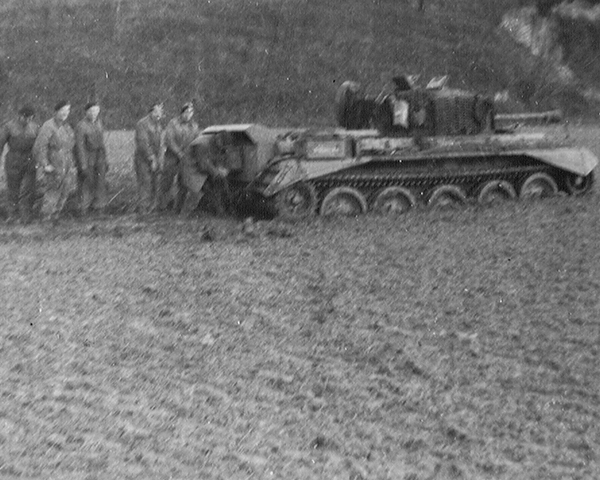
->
xmin=310 ymin=160 xmax=553 ymax=203
xmin=249 ymin=154 xmax=573 ymax=218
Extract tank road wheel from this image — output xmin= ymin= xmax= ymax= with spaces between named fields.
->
xmin=427 ymin=185 xmax=466 ymax=209
xmin=371 ymin=186 xmax=416 ymax=215
xmin=320 ymin=187 xmax=368 ymax=216
xmin=274 ymin=182 xmax=317 ymax=220
xmin=564 ymin=171 xmax=594 ymax=196
xmin=477 ymin=180 xmax=517 ymax=205
xmin=519 ymin=173 xmax=558 ymax=200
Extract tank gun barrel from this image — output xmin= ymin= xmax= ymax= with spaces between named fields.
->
xmin=495 ymin=109 xmax=563 ymax=125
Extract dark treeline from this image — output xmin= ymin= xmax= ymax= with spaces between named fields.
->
xmin=0 ymin=0 xmax=598 ymax=128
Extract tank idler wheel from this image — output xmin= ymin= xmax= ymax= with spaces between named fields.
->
xmin=519 ymin=173 xmax=558 ymax=200
xmin=371 ymin=186 xmax=416 ymax=215
xmin=564 ymin=171 xmax=594 ymax=196
xmin=477 ymin=180 xmax=517 ymax=205
xmin=427 ymin=185 xmax=466 ymax=209
xmin=274 ymin=182 xmax=317 ymax=220
xmin=320 ymin=187 xmax=368 ymax=216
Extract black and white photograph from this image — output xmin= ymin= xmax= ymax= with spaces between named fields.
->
xmin=1 ymin=0 xmax=599 ymax=479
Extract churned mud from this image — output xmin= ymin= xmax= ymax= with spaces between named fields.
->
xmin=0 ymin=125 xmax=599 ymax=479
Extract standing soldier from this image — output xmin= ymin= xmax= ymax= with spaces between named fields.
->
xmin=180 ymin=132 xmax=229 ymax=217
xmin=134 ymin=102 xmax=164 ymax=215
xmin=158 ymin=102 xmax=199 ymax=213
xmin=0 ymin=105 xmax=39 ymax=224
xmin=33 ymin=100 xmax=76 ymax=224
xmin=75 ymin=102 xmax=108 ymax=215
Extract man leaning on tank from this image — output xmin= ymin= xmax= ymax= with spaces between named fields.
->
xmin=0 ymin=105 xmax=40 ymax=224
xmin=180 ymin=132 xmax=230 ymax=217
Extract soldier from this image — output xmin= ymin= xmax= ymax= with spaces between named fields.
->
xmin=158 ymin=102 xmax=199 ymax=212
xmin=33 ymin=100 xmax=76 ymax=223
xmin=75 ymin=102 xmax=108 ymax=215
xmin=0 ymin=105 xmax=40 ymax=223
xmin=180 ymin=132 xmax=229 ymax=217
xmin=134 ymin=102 xmax=164 ymax=215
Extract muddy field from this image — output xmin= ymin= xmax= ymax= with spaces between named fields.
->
xmin=0 ymin=125 xmax=599 ymax=480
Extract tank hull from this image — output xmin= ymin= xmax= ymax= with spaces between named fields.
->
xmin=250 ymin=130 xmax=597 ymax=217
xmin=200 ymin=124 xmax=598 ymax=218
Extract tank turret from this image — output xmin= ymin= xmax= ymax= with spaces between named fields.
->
xmin=336 ymin=74 xmax=495 ymax=136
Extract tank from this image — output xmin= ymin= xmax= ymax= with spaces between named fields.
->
xmin=202 ymin=76 xmax=598 ymax=219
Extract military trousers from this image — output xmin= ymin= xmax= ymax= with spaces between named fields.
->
xmin=158 ymin=150 xmax=186 ymax=212
xmin=77 ymin=150 xmax=108 ymax=214
xmin=40 ymin=168 xmax=75 ymax=219
xmin=4 ymin=154 xmax=36 ymax=221
xmin=134 ymin=155 xmax=159 ymax=214
xmin=180 ymin=164 xmax=207 ymax=216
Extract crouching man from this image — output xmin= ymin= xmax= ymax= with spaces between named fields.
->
xmin=180 ymin=132 xmax=230 ymax=217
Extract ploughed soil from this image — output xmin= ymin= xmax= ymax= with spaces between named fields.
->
xmin=0 ymin=125 xmax=599 ymax=480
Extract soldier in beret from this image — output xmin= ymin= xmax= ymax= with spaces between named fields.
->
xmin=75 ymin=101 xmax=108 ymax=215
xmin=33 ymin=100 xmax=76 ymax=223
xmin=158 ymin=102 xmax=199 ymax=213
xmin=0 ymin=105 xmax=40 ymax=223
xmin=134 ymin=102 xmax=164 ymax=215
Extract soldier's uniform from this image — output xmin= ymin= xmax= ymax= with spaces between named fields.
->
xmin=75 ymin=116 xmax=108 ymax=214
xmin=158 ymin=114 xmax=199 ymax=212
xmin=134 ymin=114 xmax=163 ymax=214
xmin=0 ymin=117 xmax=39 ymax=222
xmin=180 ymin=133 xmax=229 ymax=216
xmin=33 ymin=117 xmax=76 ymax=220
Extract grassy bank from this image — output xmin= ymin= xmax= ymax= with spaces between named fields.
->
xmin=0 ymin=0 xmax=598 ymax=128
